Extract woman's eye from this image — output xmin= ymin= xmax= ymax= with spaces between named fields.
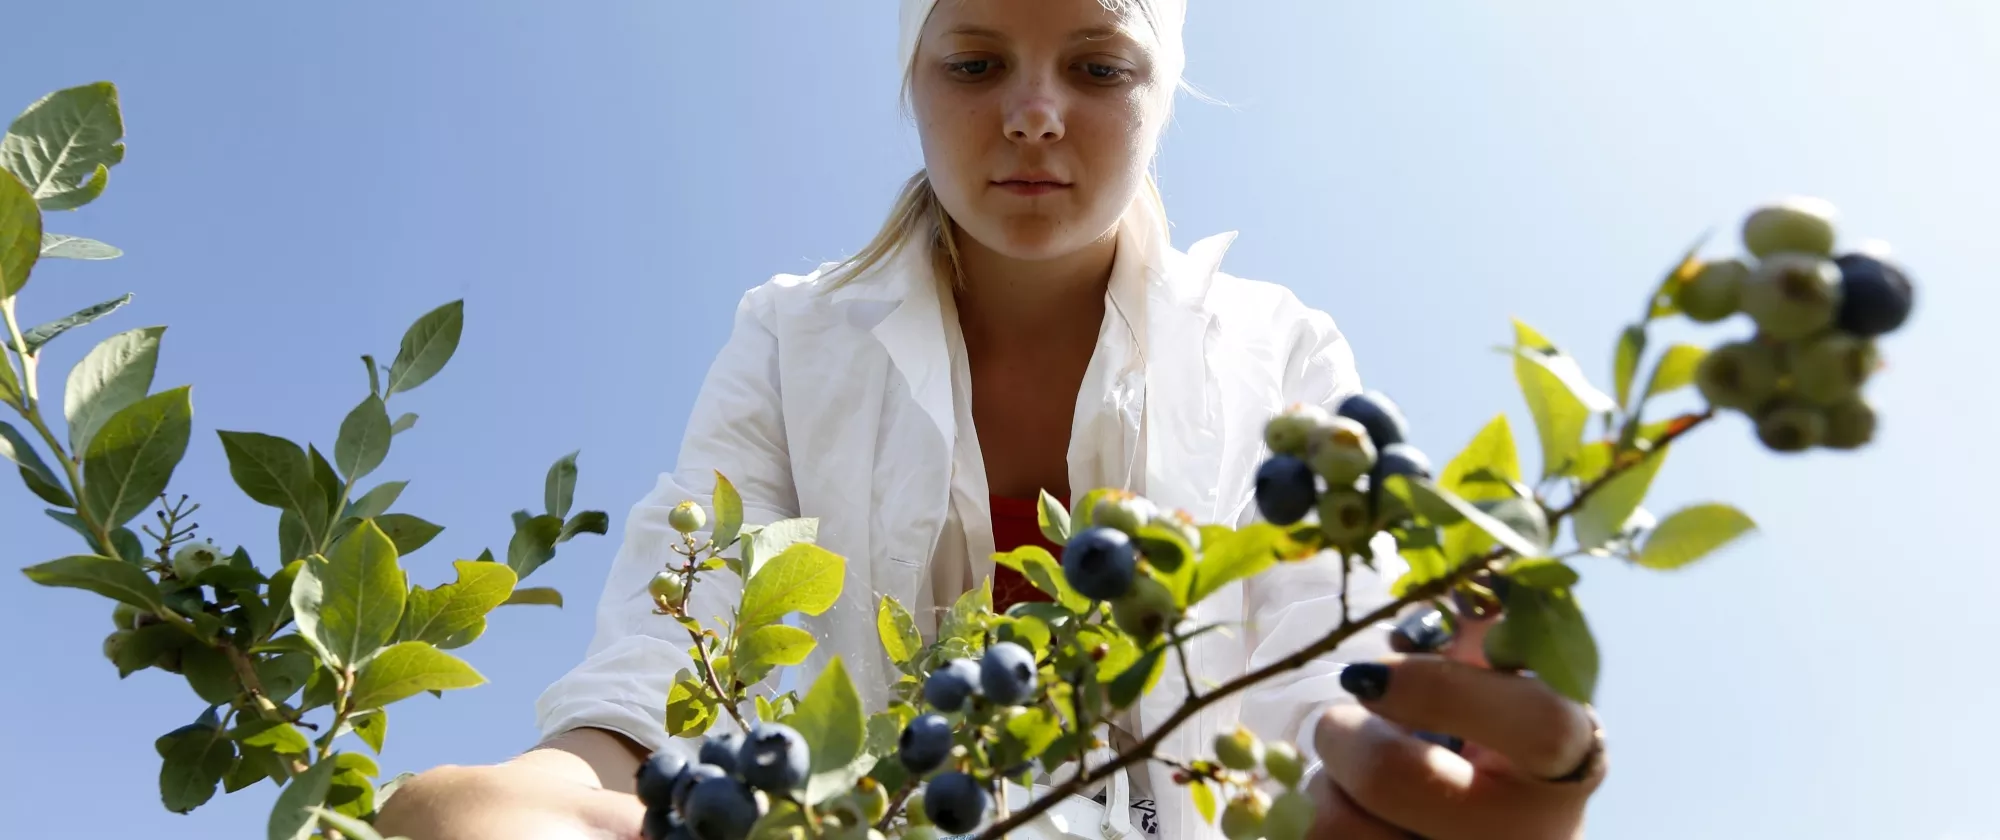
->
xmin=947 ymin=60 xmax=995 ymax=78
xmin=1081 ymin=63 xmax=1133 ymax=82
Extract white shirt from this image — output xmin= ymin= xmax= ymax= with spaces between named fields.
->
xmin=534 ymin=193 xmax=1402 ymax=840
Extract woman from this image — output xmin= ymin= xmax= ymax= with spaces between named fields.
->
xmin=377 ymin=1 xmax=1605 ymax=838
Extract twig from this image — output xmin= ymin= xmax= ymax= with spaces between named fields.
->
xmin=1170 ymin=631 xmax=1200 ymax=703
xmin=1554 ymin=409 xmax=1715 ymax=521
xmin=689 ymin=624 xmax=748 ymax=730
xmin=1339 ymin=554 xmax=1351 ymax=625
xmin=876 ymin=778 xmax=920 ymax=832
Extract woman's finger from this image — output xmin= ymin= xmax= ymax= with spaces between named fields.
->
xmin=1306 ymin=770 xmax=1407 ymax=840
xmin=1338 ymin=654 xmax=1597 ymax=780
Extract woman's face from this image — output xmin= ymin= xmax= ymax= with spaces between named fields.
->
xmin=911 ymin=0 xmax=1171 ymax=262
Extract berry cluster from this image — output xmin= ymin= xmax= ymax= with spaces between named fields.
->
xmin=1251 ymin=391 xmax=1431 ymax=547
xmin=1196 ymin=727 xmax=1316 ymax=840
xmin=1059 ymin=492 xmax=1197 ymax=642
xmin=890 ymin=640 xmax=1047 ymax=835
xmin=636 ymin=723 xmax=811 ymax=840
xmin=1684 ymin=198 xmax=1915 ymax=451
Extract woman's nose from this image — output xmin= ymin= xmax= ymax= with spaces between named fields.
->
xmin=1003 ymin=82 xmax=1065 ymax=144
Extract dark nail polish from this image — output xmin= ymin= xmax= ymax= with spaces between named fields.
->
xmin=1340 ymin=662 xmax=1390 ymax=701
xmin=1413 ymin=730 xmax=1464 ymax=753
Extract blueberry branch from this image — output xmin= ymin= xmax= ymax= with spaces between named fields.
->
xmin=875 ymin=778 xmax=920 ymax=832
xmin=688 ymin=623 xmax=749 ymax=731
xmin=1553 ymin=408 xmax=1716 ymax=521
xmin=0 ymin=301 xmax=123 ymax=561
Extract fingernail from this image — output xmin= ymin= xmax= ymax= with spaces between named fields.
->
xmin=1413 ymin=730 xmax=1464 ymax=753
xmin=1340 ymin=662 xmax=1390 ymax=701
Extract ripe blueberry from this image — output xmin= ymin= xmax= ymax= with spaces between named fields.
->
xmin=1253 ymin=456 xmax=1317 ymax=526
xmin=1368 ymin=443 xmax=1432 ymax=523
xmin=643 ymin=806 xmax=679 ymax=840
xmin=1262 ymin=741 xmax=1305 ymax=788
xmin=668 ymin=501 xmax=707 ymax=535
xmin=1742 ymin=253 xmax=1842 ymax=341
xmin=1833 ymin=252 xmax=1914 ymax=337
xmin=1823 ymin=397 xmax=1876 ymax=450
xmin=1741 ymin=197 xmax=1838 ymax=259
xmin=672 ymin=763 xmax=731 ymax=815
xmin=899 ymin=714 xmax=955 ymax=775
xmin=1695 ymin=341 xmax=1781 ymax=411
xmin=1220 ymin=791 xmax=1271 ymax=840
xmin=1677 ymin=259 xmax=1748 ymax=323
xmin=683 ymin=776 xmax=759 ymax=840
xmin=738 ymin=723 xmax=810 ymax=794
xmin=1316 ymin=487 xmax=1374 ymax=549
xmin=923 ymin=659 xmax=982 ymax=712
xmin=1307 ymin=415 xmax=1377 ymax=486
xmin=1264 ymin=790 xmax=1316 ymax=840
xmin=1387 ymin=607 xmax=1452 ymax=655
xmin=1264 ymin=403 xmax=1336 ymax=459
xmin=1062 ymin=527 xmax=1137 ymax=601
xmin=1213 ymin=726 xmax=1264 ymax=772
xmin=1756 ymin=400 xmax=1827 ymax=453
xmin=1110 ymin=574 xmax=1180 ymax=644
xmin=636 ymin=750 xmax=689 ymax=808
xmin=979 ymin=642 xmax=1038 ymax=706
xmin=697 ymin=732 xmax=743 ymax=775
xmin=1790 ymin=332 xmax=1877 ymax=405
xmin=1090 ymin=491 xmax=1159 ymax=537
xmin=923 ymin=772 xmax=991 ymax=835
xmin=1336 ymin=391 xmax=1409 ymax=448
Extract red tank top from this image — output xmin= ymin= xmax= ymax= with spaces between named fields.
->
xmin=989 ymin=494 xmax=1063 ymax=614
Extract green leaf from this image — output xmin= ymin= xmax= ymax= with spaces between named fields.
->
xmin=390 ymin=412 xmax=417 ymax=436
xmin=1402 ymin=478 xmax=1545 ymax=558
xmin=218 ymin=430 xmax=319 ymax=513
xmin=385 ymin=300 xmax=464 ymax=395
xmin=0 ymin=340 xmax=17 ymax=405
xmin=1644 ymin=344 xmax=1709 ymax=398
xmin=1511 ymin=320 xmax=1610 ymax=478
xmin=311 ymin=807 xmax=389 ymax=840
xmin=113 ymin=622 xmax=185 ymax=676
xmin=1574 ymin=449 xmax=1667 ymax=551
xmin=1108 ymin=644 xmax=1168 ymax=708
xmin=22 ymin=554 xmax=163 ymax=611
xmin=292 ymin=520 xmax=407 ymax=669
xmin=1067 ymin=488 xmax=1114 ymax=533
xmin=159 ymin=725 xmax=234 ymax=814
xmin=739 ymin=543 xmax=845 ymax=628
xmin=1190 ymin=779 xmax=1217 ymax=825
xmin=737 ymin=624 xmax=817 ymax=685
xmin=791 ymin=658 xmax=866 ymax=803
xmin=1188 ymin=523 xmax=1286 ymax=605
xmin=1501 ymin=585 xmax=1599 ymax=704
xmin=1 ymin=420 xmax=74 ymax=506
xmin=349 ymin=710 xmax=388 ymax=754
xmin=0 ymin=167 xmax=41 ymax=295
xmin=65 ymin=325 xmax=162 ymax=453
xmin=336 ymin=394 xmax=392 ymax=482
xmin=938 ymin=577 xmax=993 ymax=647
xmin=501 ymin=586 xmax=562 ymax=607
xmin=398 ymin=559 xmax=517 ymax=648
xmin=741 ymin=517 xmax=818 ymax=579
xmin=1392 ymin=544 xmax=1448 ymax=598
xmin=375 ymin=512 xmax=443 ymax=556
xmin=1 ymin=82 xmax=124 ymax=211
xmin=544 ymin=450 xmax=579 ymax=520
xmin=268 ymin=754 xmax=337 ymax=840
xmin=1037 ymin=489 xmax=1072 ymax=544
xmin=14 ymin=292 xmax=131 ymax=351
xmin=1562 ymin=441 xmax=1614 ymax=484
xmin=181 ymin=643 xmax=238 ymax=704
xmin=1505 ymin=558 xmax=1581 ymax=590
xmin=345 ymin=480 xmax=407 ymax=521
xmin=238 ymin=721 xmax=312 ymax=757
xmin=666 ymin=673 xmax=717 ymax=737
xmin=558 ymin=510 xmax=609 ymax=543
xmin=1004 ymin=706 xmax=1063 ymax=760
xmin=349 ymin=641 xmax=486 ymax=709
xmin=1438 ymin=414 xmax=1521 ymax=504
xmin=79 ymin=385 xmax=191 ymax=529
xmin=39 ymin=232 xmax=120 ymax=260
xmin=1647 ymin=238 xmax=1709 ymax=319
xmin=710 ymin=470 xmax=744 ymax=550
xmin=309 ymin=445 xmax=342 ymax=518
xmin=1613 ymin=325 xmax=1646 ymax=409
xmin=875 ymin=596 xmax=923 ymax=665
xmin=226 ymin=744 xmax=285 ymax=793
xmin=1638 ymin=503 xmax=1756 ymax=570
xmin=992 ymin=545 xmax=1090 ymax=613
xmin=506 ymin=513 xmax=563 ymax=579
xmin=254 ymin=652 xmax=314 ymax=704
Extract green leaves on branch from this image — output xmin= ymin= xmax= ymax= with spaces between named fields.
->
xmin=158 ymin=722 xmax=235 ymax=814
xmin=1 ymin=420 xmax=73 ymax=506
xmin=66 ymin=325 xmax=163 ymax=453
xmin=1637 ymin=504 xmax=1756 ymax=570
xmin=739 ymin=517 xmax=818 ymax=579
xmin=545 ymin=450 xmax=579 ymax=520
xmin=219 ymin=430 xmax=326 ymax=544
xmin=875 ymin=596 xmax=922 ymax=666
xmin=268 ymin=755 xmax=337 ymax=840
xmin=1644 ymin=345 xmax=1708 ymax=399
xmin=1493 ymin=579 xmax=1599 ymax=704
xmin=10 ymin=292 xmax=129 ymax=353
xmin=0 ymin=168 xmax=43 ymax=296
xmin=1574 ymin=448 xmax=1667 ymax=553
xmin=789 ymin=658 xmax=869 ymax=804
xmin=993 ymin=545 xmax=1089 ymax=613
xmin=738 ymin=544 xmax=844 ymax=629
xmin=1187 ymin=523 xmax=1286 ymax=605
xmin=22 ymin=554 xmax=165 ymax=611
xmin=349 ymin=641 xmax=485 ymax=710
xmin=335 ymin=395 xmax=391 ymax=481
xmin=1510 ymin=320 xmax=1614 ymax=479
xmin=709 ymin=470 xmax=743 ymax=550
xmin=736 ymin=624 xmax=816 ymax=685
xmin=385 ymin=300 xmax=463 ymax=396
xmin=78 ymin=385 xmax=192 ymax=532
xmin=1 ymin=81 xmax=125 ymax=212
xmin=398 ymin=560 xmax=517 ymax=649
xmin=39 ymin=232 xmax=121 ymax=260
xmin=292 ymin=519 xmax=407 ymax=669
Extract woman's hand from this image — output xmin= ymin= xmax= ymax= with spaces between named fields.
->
xmin=372 ymin=730 xmax=648 ymax=840
xmin=1308 ymin=619 xmax=1607 ymax=840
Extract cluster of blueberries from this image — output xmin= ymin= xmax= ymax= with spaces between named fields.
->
xmin=1250 ymin=390 xmax=1429 ymax=544
xmin=636 ymin=723 xmax=809 ymax=840
xmin=1683 ymin=199 xmax=1915 ymax=452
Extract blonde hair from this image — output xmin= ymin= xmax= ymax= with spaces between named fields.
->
xmin=824 ymin=0 xmax=1179 ymax=291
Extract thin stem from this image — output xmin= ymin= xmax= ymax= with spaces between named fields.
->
xmin=689 ymin=624 xmax=749 ymax=731
xmin=2 ymin=297 xmax=39 ymax=407
xmin=1554 ymin=409 xmax=1715 ymax=522
xmin=1170 ymin=631 xmax=1200 ymax=703
xmin=876 ymin=778 xmax=920 ymax=833
xmin=320 ymin=667 xmax=356 ymax=761
xmin=1339 ymin=554 xmax=1351 ymax=625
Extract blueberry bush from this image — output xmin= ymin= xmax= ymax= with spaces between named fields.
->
xmin=8 ymin=79 xmax=1919 ymax=840
xmin=4 ymin=83 xmax=610 ymax=839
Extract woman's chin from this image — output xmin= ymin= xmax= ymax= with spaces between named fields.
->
xmin=967 ymin=215 xmax=1108 ymax=262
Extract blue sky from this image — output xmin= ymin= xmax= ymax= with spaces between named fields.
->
xmin=3 ymin=2 xmax=1996 ymax=838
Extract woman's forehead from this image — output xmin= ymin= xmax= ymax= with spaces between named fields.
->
xmin=922 ymin=0 xmax=1157 ymax=48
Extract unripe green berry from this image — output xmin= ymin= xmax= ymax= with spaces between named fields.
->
xmin=1696 ymin=341 xmax=1781 ymax=411
xmin=904 ymin=793 xmax=931 ymax=827
xmin=171 ymin=541 xmax=222 ymax=580
xmin=1148 ymin=509 xmax=1202 ymax=554
xmin=1742 ymin=254 xmax=1842 ymax=341
xmin=648 ymin=571 xmax=686 ymax=608
xmin=668 ymin=502 xmax=707 ymax=535
xmin=113 ymin=602 xmax=142 ymax=630
xmin=901 ymin=827 xmax=939 ymax=840
xmin=1262 ymin=740 xmax=1304 ymax=788
xmin=1789 ymin=333 xmax=1878 ymax=406
xmin=1317 ymin=487 xmax=1374 ymax=549
xmin=1213 ymin=726 xmax=1264 ymax=772
xmin=1110 ymin=574 xmax=1180 ymax=644
xmin=1306 ymin=416 xmax=1376 ymax=487
xmin=1823 ymin=398 xmax=1877 ymax=450
xmin=1756 ymin=400 xmax=1827 ymax=453
xmin=1092 ymin=491 xmax=1159 ymax=537
xmin=1220 ymin=791 xmax=1270 ymax=840
xmin=1742 ymin=197 xmax=1838 ymax=259
xmin=1264 ymin=404 xmax=1336 ymax=459
xmin=103 ymin=629 xmax=133 ymax=663
xmin=1677 ymin=259 xmax=1748 ymax=323
xmin=853 ymin=778 xmax=891 ymax=826
xmin=1264 ymin=790 xmax=1316 ymax=840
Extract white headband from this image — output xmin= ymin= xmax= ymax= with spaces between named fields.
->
xmin=898 ymin=0 xmax=1187 ymax=83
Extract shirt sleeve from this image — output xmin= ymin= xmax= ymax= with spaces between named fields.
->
xmin=534 ymin=283 xmax=800 ymax=759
